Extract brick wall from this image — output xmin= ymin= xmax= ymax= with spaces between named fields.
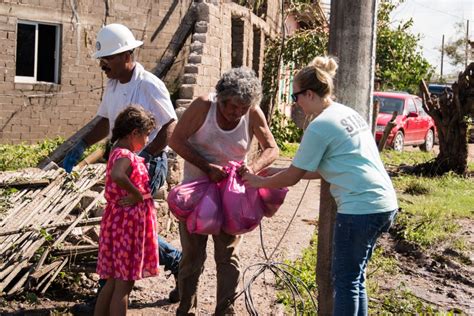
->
xmin=0 ymin=0 xmax=192 ymax=144
xmin=0 ymin=0 xmax=281 ymax=144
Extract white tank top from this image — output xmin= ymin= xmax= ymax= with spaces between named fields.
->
xmin=183 ymin=94 xmax=251 ymax=181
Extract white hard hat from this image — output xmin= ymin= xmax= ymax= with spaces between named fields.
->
xmin=93 ymin=23 xmax=143 ymax=59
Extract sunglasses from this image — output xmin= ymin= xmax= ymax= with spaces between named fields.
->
xmin=290 ymin=89 xmax=308 ymax=103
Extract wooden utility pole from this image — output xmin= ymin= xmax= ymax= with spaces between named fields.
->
xmin=316 ymin=0 xmax=378 ymax=314
xmin=466 ymin=20 xmax=470 ymax=68
xmin=441 ymin=34 xmax=445 ymax=80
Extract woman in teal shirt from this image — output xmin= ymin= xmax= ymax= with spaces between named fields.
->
xmin=243 ymin=56 xmax=398 ymax=316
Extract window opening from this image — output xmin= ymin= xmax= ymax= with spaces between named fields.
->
xmin=15 ymin=21 xmax=60 ymax=83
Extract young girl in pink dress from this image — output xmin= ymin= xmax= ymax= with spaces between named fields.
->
xmin=94 ymin=106 xmax=159 ymax=316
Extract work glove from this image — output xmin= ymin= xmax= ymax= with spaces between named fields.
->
xmin=63 ymin=139 xmax=87 ymax=173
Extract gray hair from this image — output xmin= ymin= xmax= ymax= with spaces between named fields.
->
xmin=215 ymin=67 xmax=262 ymax=107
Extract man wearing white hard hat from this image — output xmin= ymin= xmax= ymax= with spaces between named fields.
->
xmin=64 ymin=23 xmax=182 ymax=308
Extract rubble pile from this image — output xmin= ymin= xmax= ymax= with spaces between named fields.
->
xmin=0 ymin=165 xmax=105 ymax=296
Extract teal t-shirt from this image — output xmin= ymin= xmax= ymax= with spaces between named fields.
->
xmin=292 ymin=102 xmax=398 ymax=215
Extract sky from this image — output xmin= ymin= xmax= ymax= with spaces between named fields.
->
xmin=391 ymin=0 xmax=474 ymax=79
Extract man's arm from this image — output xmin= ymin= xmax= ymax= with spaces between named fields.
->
xmin=62 ymin=116 xmax=109 ymax=172
xmin=169 ymin=96 xmax=227 ymax=182
xmin=143 ymin=119 xmax=176 ymax=156
xmin=247 ymin=106 xmax=279 ymax=173
xmin=82 ymin=116 xmax=110 ymax=146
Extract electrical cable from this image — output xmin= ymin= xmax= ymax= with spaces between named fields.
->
xmin=411 ymin=0 xmax=472 ymax=22
xmin=228 ymin=179 xmax=318 ymax=315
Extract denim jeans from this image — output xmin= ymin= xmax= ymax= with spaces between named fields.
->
xmin=159 ymin=235 xmax=182 ymax=276
xmin=332 ymin=209 xmax=397 ymax=316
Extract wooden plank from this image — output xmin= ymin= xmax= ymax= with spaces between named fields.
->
xmin=36 ymin=116 xmax=103 ymax=169
xmin=0 ymin=179 xmax=50 ymax=189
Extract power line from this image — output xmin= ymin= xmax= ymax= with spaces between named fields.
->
xmin=411 ymin=0 xmax=472 ymax=22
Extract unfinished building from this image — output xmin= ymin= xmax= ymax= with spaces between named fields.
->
xmin=0 ymin=0 xmax=281 ymax=144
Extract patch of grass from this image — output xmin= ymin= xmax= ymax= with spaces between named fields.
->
xmin=394 ymin=210 xmax=460 ymax=249
xmin=381 ymin=150 xmax=436 ymax=166
xmin=367 ymin=247 xmax=399 ymax=277
xmin=279 ymin=142 xmax=299 ymax=158
xmin=278 ymin=150 xmax=472 ymax=313
xmin=381 ymin=148 xmax=473 ymax=250
xmin=276 ymin=234 xmax=318 ymax=313
xmin=392 ymin=172 xmax=474 ymax=249
xmin=402 ymin=179 xmax=431 ymax=195
xmin=370 ymin=285 xmax=439 ymax=314
xmin=468 ymin=161 xmax=474 ymax=171
xmin=367 ymin=250 xmax=463 ymax=314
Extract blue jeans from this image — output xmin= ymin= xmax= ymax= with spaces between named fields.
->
xmin=158 ymin=235 xmax=182 ymax=276
xmin=332 ymin=209 xmax=397 ymax=316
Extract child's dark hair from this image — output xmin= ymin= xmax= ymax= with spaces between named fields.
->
xmin=111 ymin=106 xmax=156 ymax=144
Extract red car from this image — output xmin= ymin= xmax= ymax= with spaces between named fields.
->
xmin=374 ymin=92 xmax=436 ymax=152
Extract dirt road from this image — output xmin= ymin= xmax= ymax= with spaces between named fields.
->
xmin=128 ymin=158 xmax=319 ymax=315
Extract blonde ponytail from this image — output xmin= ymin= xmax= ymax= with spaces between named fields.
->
xmin=295 ymin=56 xmax=338 ymax=102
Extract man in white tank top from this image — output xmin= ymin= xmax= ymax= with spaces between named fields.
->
xmin=170 ymin=67 xmax=279 ymax=315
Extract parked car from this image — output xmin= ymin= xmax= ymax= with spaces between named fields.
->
xmin=374 ymin=92 xmax=437 ymax=152
xmin=428 ymin=83 xmax=453 ymax=97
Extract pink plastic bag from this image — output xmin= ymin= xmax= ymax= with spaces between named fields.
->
xmin=258 ymin=187 xmax=289 ymax=217
xmin=167 ymin=177 xmax=210 ymax=221
xmin=220 ymin=161 xmax=264 ymax=235
xmin=186 ymin=182 xmax=223 ymax=235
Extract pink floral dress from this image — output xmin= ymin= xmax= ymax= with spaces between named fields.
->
xmin=96 ymin=148 xmax=159 ymax=281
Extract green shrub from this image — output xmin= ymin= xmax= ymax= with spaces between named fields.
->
xmin=0 ymin=138 xmax=63 ymax=171
xmin=270 ymin=110 xmax=303 ymax=150
xmin=280 ymin=143 xmax=299 ymax=158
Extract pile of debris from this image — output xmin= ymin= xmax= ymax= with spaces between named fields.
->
xmin=0 ymin=165 xmax=105 ymax=297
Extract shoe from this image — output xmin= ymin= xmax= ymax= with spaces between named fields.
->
xmin=70 ymin=297 xmax=96 ymax=315
xmin=169 ymin=274 xmax=180 ymax=303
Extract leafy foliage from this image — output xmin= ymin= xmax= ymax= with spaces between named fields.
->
xmin=261 ymin=2 xmax=328 ymax=122
xmin=376 ymin=1 xmax=434 ymax=93
xmin=280 ymin=142 xmax=299 ymax=158
xmin=441 ymin=22 xmax=468 ymax=68
xmin=270 ymin=110 xmax=303 ymax=150
xmin=0 ymin=138 xmax=63 ymax=171
xmin=279 ymin=2 xmax=329 ymax=69
xmin=262 ymin=0 xmax=433 ymax=145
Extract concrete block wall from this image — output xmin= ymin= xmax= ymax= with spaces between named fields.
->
xmin=0 ymin=0 xmax=281 ymax=143
xmin=176 ymin=0 xmax=281 ymax=110
xmin=0 ymin=0 xmax=192 ymax=144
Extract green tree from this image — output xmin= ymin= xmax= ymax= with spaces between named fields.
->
xmin=261 ymin=0 xmax=433 ymax=133
xmin=441 ymin=21 xmax=468 ymax=68
xmin=376 ymin=1 xmax=434 ymax=93
xmin=261 ymin=2 xmax=328 ymax=122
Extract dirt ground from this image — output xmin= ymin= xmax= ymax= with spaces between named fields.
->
xmin=127 ymin=158 xmax=320 ymax=315
xmin=1 ymin=146 xmax=473 ymax=315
